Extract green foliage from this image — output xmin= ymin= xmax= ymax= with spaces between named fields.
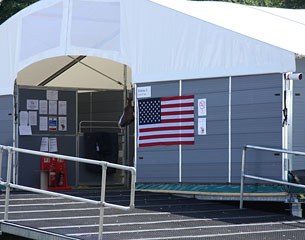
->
xmin=0 ymin=0 xmax=38 ymax=24
xmin=233 ymin=0 xmax=305 ymax=8
xmin=193 ymin=0 xmax=305 ymax=8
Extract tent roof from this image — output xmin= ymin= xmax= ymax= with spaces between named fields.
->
xmin=0 ymin=0 xmax=303 ymax=95
xmin=17 ymin=56 xmax=132 ymax=91
xmin=153 ymin=0 xmax=305 ymax=56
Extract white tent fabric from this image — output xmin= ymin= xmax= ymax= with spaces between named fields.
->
xmin=0 ymin=0 xmax=301 ymax=95
xmin=154 ymin=0 xmax=305 ymax=56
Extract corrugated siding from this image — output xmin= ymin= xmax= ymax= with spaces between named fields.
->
xmin=292 ymin=58 xmax=305 ymax=170
xmin=136 ymin=81 xmax=180 ymax=182
xmin=182 ymin=78 xmax=229 ymax=183
xmin=231 ymin=74 xmax=282 ymax=182
xmin=0 ymin=95 xmax=13 ymax=179
xmin=136 ymin=74 xmax=283 ymax=184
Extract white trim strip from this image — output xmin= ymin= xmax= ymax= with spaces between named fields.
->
xmin=139 ymin=122 xmax=193 ymax=129
xmin=140 ymin=129 xmax=194 ymax=136
xmin=161 ymin=106 xmax=194 ymax=112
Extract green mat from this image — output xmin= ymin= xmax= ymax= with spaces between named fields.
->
xmin=136 ymin=183 xmax=293 ymax=194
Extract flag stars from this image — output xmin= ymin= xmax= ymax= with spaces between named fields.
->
xmin=138 ymin=98 xmax=161 ymax=125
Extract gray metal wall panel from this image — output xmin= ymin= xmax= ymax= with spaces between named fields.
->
xmin=0 ymin=95 xmax=13 ymax=180
xmin=136 ymin=74 xmax=283 ymax=184
xmin=137 ymin=149 xmax=179 ymax=182
xmin=231 ymin=74 xmax=282 ymax=91
xmin=292 ymin=58 xmax=305 ymax=170
xmin=18 ymin=136 xmax=76 ymax=188
xmin=182 ymin=78 xmax=229 ymax=183
xmin=17 ymin=87 xmax=77 ymax=188
xmin=136 ymin=81 xmax=180 ymax=182
xmin=231 ymin=74 xmax=282 ymax=183
xmin=231 ymin=148 xmax=282 ymax=182
xmin=182 ymin=149 xmax=228 ymax=182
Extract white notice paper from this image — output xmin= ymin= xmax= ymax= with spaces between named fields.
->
xmin=198 ymin=118 xmax=207 ymax=135
xmin=39 ymin=100 xmax=48 ymax=114
xmin=58 ymin=117 xmax=67 ymax=131
xmin=27 ymin=99 xmax=39 ymax=110
xmin=29 ymin=111 xmax=37 ymax=126
xmin=49 ymin=100 xmax=57 ymax=115
xmin=49 ymin=138 xmax=58 ymax=152
xmin=58 ymin=101 xmax=67 ymax=115
xmin=47 ymin=90 xmax=58 ymax=100
xmin=19 ymin=111 xmax=29 ymax=126
xmin=137 ymin=86 xmax=151 ymax=98
xmin=198 ymin=98 xmax=207 ymax=116
xmin=39 ymin=117 xmax=48 ymax=131
xmin=40 ymin=137 xmax=49 ymax=152
xmin=19 ymin=125 xmax=32 ymax=135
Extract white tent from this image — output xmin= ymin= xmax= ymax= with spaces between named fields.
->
xmin=1 ymin=0 xmax=305 ymax=95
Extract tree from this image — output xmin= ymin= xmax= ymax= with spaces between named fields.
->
xmin=0 ymin=0 xmax=38 ymax=24
xmin=193 ymin=0 xmax=305 ymax=8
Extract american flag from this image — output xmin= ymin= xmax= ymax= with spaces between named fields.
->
xmin=138 ymin=95 xmax=194 ymax=147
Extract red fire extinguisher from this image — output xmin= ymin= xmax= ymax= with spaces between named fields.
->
xmin=48 ymin=163 xmax=57 ymax=187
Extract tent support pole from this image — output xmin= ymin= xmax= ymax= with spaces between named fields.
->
xmin=38 ymin=56 xmax=86 ymax=86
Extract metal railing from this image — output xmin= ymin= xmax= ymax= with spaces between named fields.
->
xmin=240 ymin=145 xmax=305 ymax=209
xmin=0 ymin=145 xmax=136 ymax=240
xmin=78 ymin=120 xmax=122 ymax=132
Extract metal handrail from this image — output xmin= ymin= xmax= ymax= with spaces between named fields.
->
xmin=0 ymin=145 xmax=136 ymax=240
xmin=240 ymin=145 xmax=305 ymax=209
xmin=78 ymin=120 xmax=122 ymax=132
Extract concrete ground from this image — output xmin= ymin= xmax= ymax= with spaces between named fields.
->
xmin=0 ymin=189 xmax=304 ymax=240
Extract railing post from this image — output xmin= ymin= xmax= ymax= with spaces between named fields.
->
xmin=240 ymin=146 xmax=247 ymax=209
xmin=4 ymin=148 xmax=13 ymax=221
xmin=98 ymin=164 xmax=107 ymax=240
xmin=129 ymin=169 xmax=136 ymax=208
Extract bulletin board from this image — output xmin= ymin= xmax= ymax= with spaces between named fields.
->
xmin=17 ymin=86 xmax=77 ymax=188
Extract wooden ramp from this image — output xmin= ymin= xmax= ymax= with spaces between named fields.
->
xmin=0 ymin=190 xmax=304 ymax=240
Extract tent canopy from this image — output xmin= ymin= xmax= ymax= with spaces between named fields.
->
xmin=1 ymin=0 xmax=304 ymax=95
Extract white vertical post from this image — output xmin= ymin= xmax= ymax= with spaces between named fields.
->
xmin=239 ymin=146 xmax=247 ymax=209
xmin=98 ymin=164 xmax=107 ymax=240
xmin=282 ymin=74 xmax=293 ymax=181
xmin=134 ymin=84 xmax=138 ymax=172
xmin=228 ymin=76 xmax=232 ymax=183
xmin=122 ymin=65 xmax=128 ymax=185
xmin=179 ymin=80 xmax=182 ymax=182
xmin=4 ymin=148 xmax=13 ymax=221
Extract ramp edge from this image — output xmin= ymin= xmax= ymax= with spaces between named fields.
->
xmin=0 ymin=221 xmax=79 ymax=240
